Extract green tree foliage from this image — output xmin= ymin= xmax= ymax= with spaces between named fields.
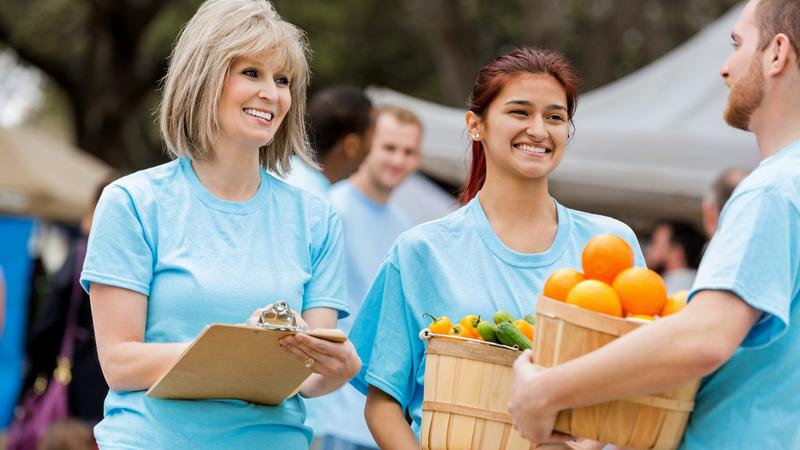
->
xmin=0 ymin=0 xmax=740 ymax=172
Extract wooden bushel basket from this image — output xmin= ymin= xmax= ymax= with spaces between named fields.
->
xmin=535 ymin=295 xmax=700 ymax=450
xmin=420 ymin=331 xmax=535 ymax=450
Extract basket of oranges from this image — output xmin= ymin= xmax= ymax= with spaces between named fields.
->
xmin=535 ymin=234 xmax=699 ymax=450
xmin=419 ymin=312 xmax=537 ymax=450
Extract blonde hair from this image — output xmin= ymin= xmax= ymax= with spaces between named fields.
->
xmin=159 ymin=0 xmax=313 ymax=175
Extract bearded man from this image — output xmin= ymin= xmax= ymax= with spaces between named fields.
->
xmin=507 ymin=1 xmax=800 ymax=448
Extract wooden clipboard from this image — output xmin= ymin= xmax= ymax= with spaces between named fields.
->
xmin=146 ymin=324 xmax=346 ymax=406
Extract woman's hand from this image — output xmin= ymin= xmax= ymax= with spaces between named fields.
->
xmin=288 ymin=306 xmax=362 ymax=398
xmin=279 ymin=333 xmax=361 ymax=381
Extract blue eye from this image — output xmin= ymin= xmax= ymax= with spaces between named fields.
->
xmin=275 ymin=76 xmax=290 ymax=86
xmin=242 ymin=68 xmax=258 ymax=78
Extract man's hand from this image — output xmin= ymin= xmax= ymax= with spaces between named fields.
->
xmin=508 ymin=350 xmax=573 ymax=445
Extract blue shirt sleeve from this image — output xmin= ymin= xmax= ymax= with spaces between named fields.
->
xmin=349 ymin=256 xmax=420 ymax=410
xmin=302 ymin=209 xmax=350 ymax=318
xmin=80 ymin=184 xmax=155 ymax=296
xmin=625 ymin=228 xmax=646 ymax=268
xmin=691 ymin=186 xmax=799 ymax=348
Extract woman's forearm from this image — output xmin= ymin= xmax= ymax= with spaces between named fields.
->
xmin=99 ymin=340 xmax=189 ymax=392
xmin=90 ymin=283 xmax=189 ymax=392
xmin=365 ymin=386 xmax=419 ymax=450
xmin=299 ymin=372 xmax=347 ymax=398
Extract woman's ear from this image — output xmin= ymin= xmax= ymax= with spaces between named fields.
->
xmin=465 ymin=111 xmax=482 ymax=141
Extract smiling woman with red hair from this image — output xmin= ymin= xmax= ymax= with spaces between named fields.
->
xmin=347 ymin=47 xmax=645 ymax=449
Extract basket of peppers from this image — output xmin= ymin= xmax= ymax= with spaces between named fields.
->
xmin=418 ymin=311 xmax=536 ymax=450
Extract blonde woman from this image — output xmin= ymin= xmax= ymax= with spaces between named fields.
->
xmin=80 ymin=1 xmax=360 ymax=448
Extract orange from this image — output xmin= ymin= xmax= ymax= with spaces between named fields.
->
xmin=543 ymin=268 xmax=587 ymax=301
xmin=612 ymin=267 xmax=668 ymax=316
xmin=566 ymin=279 xmax=623 ymax=317
xmin=661 ymin=290 xmax=690 ymax=316
xmin=626 ymin=314 xmax=655 ymax=321
xmin=582 ymin=234 xmax=635 ymax=284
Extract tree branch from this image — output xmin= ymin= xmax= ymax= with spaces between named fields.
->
xmin=0 ymin=17 xmax=77 ymax=94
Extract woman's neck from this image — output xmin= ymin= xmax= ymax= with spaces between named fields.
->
xmin=479 ymin=173 xmax=558 ymax=254
xmin=193 ymin=141 xmax=261 ymax=201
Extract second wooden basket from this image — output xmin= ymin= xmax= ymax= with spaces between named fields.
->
xmin=535 ymin=295 xmax=700 ymax=450
xmin=420 ymin=333 xmax=534 ymax=450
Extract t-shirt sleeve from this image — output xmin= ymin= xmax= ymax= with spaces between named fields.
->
xmin=80 ymin=184 xmax=155 ymax=296
xmin=349 ymin=258 xmax=419 ymax=410
xmin=623 ymin=227 xmax=646 ymax=268
xmin=690 ymin=187 xmax=798 ymax=348
xmin=302 ymin=209 xmax=350 ymax=318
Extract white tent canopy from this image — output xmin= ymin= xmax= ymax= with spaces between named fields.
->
xmin=369 ymin=3 xmax=756 ymax=228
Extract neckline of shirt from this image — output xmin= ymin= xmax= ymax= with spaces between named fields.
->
xmin=468 ymin=193 xmax=570 ymax=268
xmin=179 ymin=157 xmax=271 ymax=214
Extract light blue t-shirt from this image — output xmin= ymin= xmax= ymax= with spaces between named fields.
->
xmin=329 ymin=180 xmax=412 ymax=333
xmin=309 ymin=180 xmax=412 ymax=446
xmin=348 ymin=195 xmax=645 ymax=436
xmin=283 ymin=155 xmax=330 ymax=198
xmin=681 ymin=141 xmax=800 ymax=450
xmin=80 ymin=158 xmax=349 ymax=450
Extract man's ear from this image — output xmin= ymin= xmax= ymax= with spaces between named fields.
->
xmin=342 ymin=133 xmax=363 ymax=160
xmin=766 ymin=33 xmax=793 ymax=76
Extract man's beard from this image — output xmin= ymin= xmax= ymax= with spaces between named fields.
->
xmin=724 ymin=57 xmax=765 ymax=131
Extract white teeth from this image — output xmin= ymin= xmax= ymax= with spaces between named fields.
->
xmin=516 ymin=144 xmax=548 ymax=154
xmin=244 ymin=108 xmax=273 ymax=121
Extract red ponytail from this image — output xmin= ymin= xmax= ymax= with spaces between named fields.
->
xmin=458 ymin=140 xmax=486 ymax=205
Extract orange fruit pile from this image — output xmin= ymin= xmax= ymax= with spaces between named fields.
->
xmin=542 ymin=234 xmax=687 ymax=320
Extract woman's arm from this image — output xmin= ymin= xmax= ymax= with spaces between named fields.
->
xmin=279 ymin=306 xmax=361 ymax=398
xmin=365 ymin=386 xmax=419 ymax=450
xmin=90 ymin=283 xmax=188 ymax=391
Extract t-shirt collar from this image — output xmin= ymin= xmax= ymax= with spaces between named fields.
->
xmin=468 ymin=193 xmax=570 ymax=268
xmin=179 ymin=157 xmax=270 ymax=214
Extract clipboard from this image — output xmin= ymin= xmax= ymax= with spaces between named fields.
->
xmin=146 ymin=301 xmax=346 ymax=406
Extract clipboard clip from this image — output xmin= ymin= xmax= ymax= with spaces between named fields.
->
xmin=257 ymin=301 xmax=307 ymax=332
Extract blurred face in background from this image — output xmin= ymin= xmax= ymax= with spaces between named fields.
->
xmin=721 ymin=0 xmax=765 ymax=131
xmin=645 ymin=224 xmax=672 ymax=274
xmin=362 ymin=113 xmax=422 ymax=193
xmin=217 ymin=51 xmax=292 ymax=151
xmin=470 ymin=73 xmax=569 ymax=182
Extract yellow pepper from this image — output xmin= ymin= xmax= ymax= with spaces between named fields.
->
xmin=424 ymin=313 xmax=453 ymax=335
xmin=451 ymin=324 xmax=470 ymax=337
xmin=460 ymin=315 xmax=482 ymax=339
xmin=515 ymin=319 xmax=535 ymax=342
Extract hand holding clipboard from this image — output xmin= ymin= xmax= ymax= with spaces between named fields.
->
xmin=147 ymin=301 xmax=346 ymax=405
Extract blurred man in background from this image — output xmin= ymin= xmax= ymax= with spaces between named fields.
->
xmin=284 ymin=86 xmax=372 ymax=197
xmin=701 ymin=168 xmax=749 ymax=239
xmin=313 ymin=105 xmax=423 ymax=450
xmin=645 ymin=221 xmax=705 ymax=293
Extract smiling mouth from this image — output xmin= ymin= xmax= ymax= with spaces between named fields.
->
xmin=244 ymin=108 xmax=274 ymax=122
xmin=514 ymin=143 xmax=551 ymax=154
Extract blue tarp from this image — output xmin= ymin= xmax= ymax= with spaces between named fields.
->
xmin=0 ymin=215 xmax=37 ymax=428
